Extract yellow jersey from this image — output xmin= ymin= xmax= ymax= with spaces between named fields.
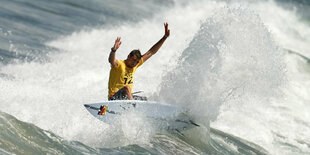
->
xmin=108 ymin=58 xmax=143 ymax=97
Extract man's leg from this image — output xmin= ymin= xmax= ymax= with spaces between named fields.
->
xmin=122 ymin=85 xmax=133 ymax=100
xmin=109 ymin=86 xmax=133 ymax=100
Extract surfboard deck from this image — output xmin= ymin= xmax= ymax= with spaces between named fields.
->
xmin=84 ymin=100 xmax=199 ymax=130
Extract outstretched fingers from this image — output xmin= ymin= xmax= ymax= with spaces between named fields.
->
xmin=113 ymin=37 xmax=122 ymax=50
xmin=115 ymin=37 xmax=122 ymax=44
xmin=164 ymin=22 xmax=170 ymax=38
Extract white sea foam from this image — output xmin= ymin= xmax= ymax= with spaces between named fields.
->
xmin=211 ymin=1 xmax=310 ymax=154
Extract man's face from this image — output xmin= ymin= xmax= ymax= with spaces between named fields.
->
xmin=126 ymin=55 xmax=140 ymax=68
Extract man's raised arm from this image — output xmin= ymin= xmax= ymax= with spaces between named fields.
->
xmin=142 ymin=23 xmax=170 ymax=62
xmin=109 ymin=37 xmax=122 ymax=68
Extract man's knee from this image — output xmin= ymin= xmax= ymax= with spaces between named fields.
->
xmin=123 ymin=85 xmax=131 ymax=93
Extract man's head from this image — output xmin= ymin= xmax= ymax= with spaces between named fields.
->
xmin=125 ymin=49 xmax=142 ymax=68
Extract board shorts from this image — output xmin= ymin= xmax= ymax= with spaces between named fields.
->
xmin=108 ymin=89 xmax=147 ymax=101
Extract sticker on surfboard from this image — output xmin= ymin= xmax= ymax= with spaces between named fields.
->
xmin=98 ymin=105 xmax=108 ymax=116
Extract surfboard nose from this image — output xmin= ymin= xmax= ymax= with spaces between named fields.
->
xmin=84 ymin=104 xmax=99 ymax=110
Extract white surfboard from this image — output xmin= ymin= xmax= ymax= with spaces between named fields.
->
xmin=84 ymin=100 xmax=199 ymax=130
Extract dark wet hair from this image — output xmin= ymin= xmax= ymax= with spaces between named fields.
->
xmin=129 ymin=49 xmax=142 ymax=59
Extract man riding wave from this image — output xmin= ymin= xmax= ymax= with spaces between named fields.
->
xmin=108 ymin=23 xmax=170 ymax=100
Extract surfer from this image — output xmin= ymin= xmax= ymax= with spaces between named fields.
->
xmin=108 ymin=23 xmax=170 ymax=100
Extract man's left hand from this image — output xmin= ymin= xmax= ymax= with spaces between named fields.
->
xmin=164 ymin=22 xmax=170 ymax=38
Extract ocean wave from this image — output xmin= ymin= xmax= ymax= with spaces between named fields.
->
xmin=0 ymin=111 xmax=269 ymax=154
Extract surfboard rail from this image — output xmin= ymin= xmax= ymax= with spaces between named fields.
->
xmin=84 ymin=100 xmax=198 ymax=130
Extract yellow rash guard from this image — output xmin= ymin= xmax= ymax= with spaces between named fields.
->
xmin=108 ymin=58 xmax=143 ymax=98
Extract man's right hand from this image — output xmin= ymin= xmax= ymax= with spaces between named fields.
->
xmin=109 ymin=37 xmax=121 ymax=67
xmin=112 ymin=37 xmax=122 ymax=51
